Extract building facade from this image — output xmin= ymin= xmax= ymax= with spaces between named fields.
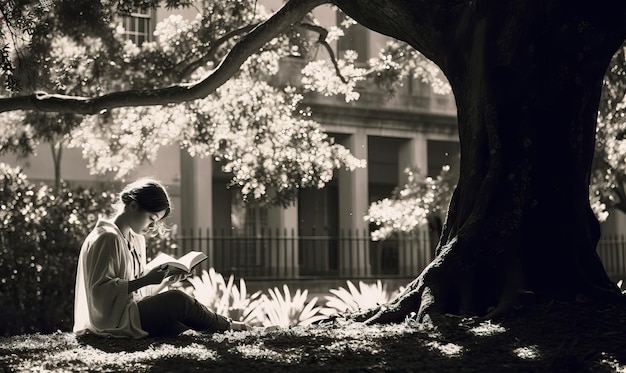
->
xmin=171 ymin=4 xmax=460 ymax=279
xmin=1 ymin=3 xmax=462 ymax=280
xmin=4 ymin=2 xmax=626 ymax=285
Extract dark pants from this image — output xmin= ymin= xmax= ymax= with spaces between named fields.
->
xmin=137 ymin=289 xmax=231 ymax=337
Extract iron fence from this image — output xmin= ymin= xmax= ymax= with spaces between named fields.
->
xmin=151 ymin=228 xmax=436 ymax=281
xmin=597 ymin=235 xmax=626 ymax=282
xmin=151 ymin=230 xmax=626 ymax=283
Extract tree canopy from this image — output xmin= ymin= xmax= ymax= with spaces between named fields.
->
xmin=0 ymin=0 xmax=449 ymax=205
xmin=3 ymin=0 xmax=626 ymax=326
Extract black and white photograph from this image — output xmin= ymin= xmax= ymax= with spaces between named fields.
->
xmin=1 ymin=1 xmax=626 ymax=371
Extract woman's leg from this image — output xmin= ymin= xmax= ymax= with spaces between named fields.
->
xmin=137 ymin=289 xmax=231 ymax=337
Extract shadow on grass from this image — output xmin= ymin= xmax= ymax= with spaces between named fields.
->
xmin=3 ymin=300 xmax=626 ymax=372
xmin=76 ymin=333 xmax=200 ymax=353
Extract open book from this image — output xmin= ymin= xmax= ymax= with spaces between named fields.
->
xmin=145 ymin=251 xmax=207 ymax=274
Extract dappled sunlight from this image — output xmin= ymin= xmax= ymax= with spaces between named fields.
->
xmin=424 ymin=341 xmax=463 ymax=357
xmin=513 ymin=345 xmax=540 ymax=360
xmin=324 ymin=338 xmax=383 ymax=356
xmin=467 ymin=320 xmax=507 ymax=337
xmin=599 ymin=352 xmax=626 ymax=372
xmin=266 ymin=319 xmax=419 ymax=342
xmin=13 ymin=342 xmax=218 ymax=372
xmin=315 ymin=319 xmax=417 ymax=340
xmin=0 ymin=332 xmax=79 ymax=352
xmin=224 ymin=320 xmax=421 ymax=363
xmin=234 ymin=342 xmax=302 ymax=364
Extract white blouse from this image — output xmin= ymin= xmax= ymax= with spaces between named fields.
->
xmin=73 ymin=219 xmax=154 ymax=338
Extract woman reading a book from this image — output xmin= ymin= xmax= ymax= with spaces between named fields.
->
xmin=73 ymin=178 xmax=250 ymax=338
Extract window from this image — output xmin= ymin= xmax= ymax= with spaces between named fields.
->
xmin=120 ymin=8 xmax=155 ymax=45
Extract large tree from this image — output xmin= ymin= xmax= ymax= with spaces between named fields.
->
xmin=337 ymin=0 xmax=626 ymax=325
xmin=2 ymin=0 xmax=626 ymax=325
xmin=366 ymin=40 xmax=626 ymax=239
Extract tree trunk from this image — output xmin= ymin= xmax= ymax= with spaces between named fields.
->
xmin=335 ymin=1 xmax=626 ymax=324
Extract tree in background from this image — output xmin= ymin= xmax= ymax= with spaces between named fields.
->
xmin=365 ymin=165 xmax=455 ymax=242
xmin=1 ymin=0 xmax=361 ymax=205
xmin=366 ymin=39 xmax=626 ymax=241
xmin=592 ymin=41 xmax=626 ymax=220
xmin=0 ymin=163 xmax=117 ymax=335
xmin=1 ymin=0 xmax=626 ymax=327
xmin=0 ymin=0 xmax=449 ymax=206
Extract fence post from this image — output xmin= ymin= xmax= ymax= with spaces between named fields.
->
xmin=597 ymin=234 xmax=626 ymax=282
xmin=616 ymin=234 xmax=626 ymax=281
xmin=204 ymin=227 xmax=213 ymax=272
xmin=397 ymin=229 xmax=422 ymax=276
xmin=339 ymin=228 xmax=371 ymax=277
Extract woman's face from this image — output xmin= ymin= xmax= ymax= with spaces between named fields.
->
xmin=129 ymin=202 xmax=166 ymax=235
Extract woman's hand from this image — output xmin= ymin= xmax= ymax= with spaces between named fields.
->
xmin=144 ymin=265 xmax=170 ymax=285
xmin=162 ymin=270 xmax=189 ymax=285
xmin=128 ymin=265 xmax=169 ymax=294
xmin=148 ymin=268 xmax=190 ymax=295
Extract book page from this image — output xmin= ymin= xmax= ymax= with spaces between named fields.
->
xmin=177 ymin=251 xmax=207 ymax=271
xmin=145 ymin=252 xmax=177 ymax=272
xmin=145 ymin=251 xmax=207 ymax=273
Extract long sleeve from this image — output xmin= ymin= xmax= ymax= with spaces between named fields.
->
xmin=86 ymin=233 xmax=131 ymax=326
xmin=73 ymin=221 xmax=147 ymax=338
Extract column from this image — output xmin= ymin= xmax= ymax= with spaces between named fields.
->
xmin=397 ymin=134 xmax=432 ymax=276
xmin=265 ymin=202 xmax=299 ymax=277
xmin=338 ymin=129 xmax=370 ymax=277
xmin=179 ymin=150 xmax=214 ymax=268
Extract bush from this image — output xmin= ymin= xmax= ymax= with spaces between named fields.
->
xmin=0 ymin=164 xmax=115 ymax=335
xmin=252 ymin=285 xmax=326 ymax=327
xmin=187 ymin=270 xmax=326 ymax=327
xmin=0 ymin=163 xmax=404 ymax=335
xmin=320 ymin=280 xmax=404 ymax=317
xmin=186 ymin=270 xmax=408 ymax=328
xmin=187 ymin=268 xmax=262 ymax=324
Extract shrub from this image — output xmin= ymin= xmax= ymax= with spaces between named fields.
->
xmin=320 ymin=280 xmax=404 ymax=317
xmin=144 ymin=229 xmax=178 ymax=262
xmin=186 ymin=269 xmax=327 ymax=327
xmin=186 ymin=268 xmax=262 ymax=324
xmin=0 ymin=163 xmax=115 ymax=335
xmin=252 ymin=285 xmax=327 ymax=327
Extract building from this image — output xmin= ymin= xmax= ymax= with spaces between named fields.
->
xmin=1 ymin=3 xmax=458 ymax=283
xmin=5 ymin=1 xmax=626 ymax=286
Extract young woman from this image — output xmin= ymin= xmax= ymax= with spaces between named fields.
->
xmin=73 ymin=178 xmax=249 ymax=338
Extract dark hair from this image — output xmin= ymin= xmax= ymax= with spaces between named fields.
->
xmin=119 ymin=178 xmax=171 ymax=233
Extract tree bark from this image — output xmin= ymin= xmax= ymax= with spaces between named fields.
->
xmin=335 ymin=0 xmax=626 ymax=324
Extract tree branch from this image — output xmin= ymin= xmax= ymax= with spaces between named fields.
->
xmin=298 ymin=22 xmax=348 ymax=84
xmin=174 ymin=23 xmax=259 ymax=80
xmin=0 ymin=0 xmax=330 ymax=115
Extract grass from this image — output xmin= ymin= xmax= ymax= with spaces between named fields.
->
xmin=2 ymin=299 xmax=626 ymax=372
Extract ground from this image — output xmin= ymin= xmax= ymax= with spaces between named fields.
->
xmin=2 ymin=299 xmax=626 ymax=372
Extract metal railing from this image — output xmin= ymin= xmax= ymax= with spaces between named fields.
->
xmin=597 ymin=235 xmax=626 ymax=282
xmin=151 ymin=230 xmax=626 ymax=283
xmin=151 ymin=228 xmax=435 ymax=281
